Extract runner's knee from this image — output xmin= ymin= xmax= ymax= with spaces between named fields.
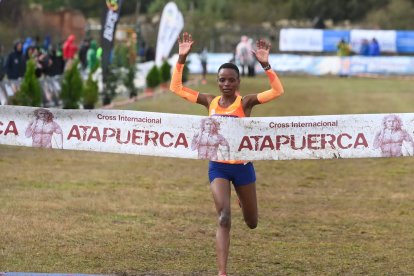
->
xmin=218 ymin=210 xmax=231 ymax=228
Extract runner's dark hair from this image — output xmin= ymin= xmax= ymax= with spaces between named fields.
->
xmin=218 ymin=63 xmax=240 ymax=78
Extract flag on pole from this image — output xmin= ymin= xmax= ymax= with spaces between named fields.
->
xmin=155 ymin=2 xmax=184 ymax=66
xmin=101 ymin=0 xmax=124 ymax=81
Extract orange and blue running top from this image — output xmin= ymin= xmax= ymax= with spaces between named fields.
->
xmin=209 ymin=95 xmax=246 ymax=118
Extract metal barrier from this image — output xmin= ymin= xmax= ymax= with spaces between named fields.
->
xmin=0 ymin=76 xmax=63 ymax=107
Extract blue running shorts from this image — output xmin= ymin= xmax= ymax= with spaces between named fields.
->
xmin=208 ymin=161 xmax=256 ymax=186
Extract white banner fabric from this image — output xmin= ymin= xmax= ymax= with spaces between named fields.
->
xmin=279 ymin=28 xmax=324 ymax=52
xmin=350 ymin=30 xmax=397 ymax=53
xmin=155 ymin=2 xmax=184 ymax=66
xmin=1 ymin=106 xmax=414 ymax=161
xmin=183 ymin=53 xmax=414 ymax=76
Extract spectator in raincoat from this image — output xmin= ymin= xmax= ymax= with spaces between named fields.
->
xmin=337 ymin=39 xmax=351 ymax=56
xmin=87 ymin=39 xmax=99 ymax=72
xmin=63 ymin=34 xmax=78 ymax=70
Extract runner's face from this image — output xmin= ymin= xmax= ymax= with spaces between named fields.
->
xmin=217 ymin=69 xmax=240 ymax=96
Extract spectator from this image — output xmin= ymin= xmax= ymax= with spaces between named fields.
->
xmin=312 ymin=16 xmax=326 ymax=29
xmin=337 ymin=39 xmax=351 ymax=56
xmin=87 ymin=39 xmax=98 ymax=72
xmin=36 ymin=49 xmax=52 ymax=78
xmin=5 ymin=40 xmax=25 ymax=80
xmin=33 ymin=35 xmax=41 ymax=49
xmin=25 ymin=46 xmax=45 ymax=78
xmin=43 ymin=35 xmax=52 ymax=52
xmin=235 ymin=35 xmax=254 ymax=76
xmin=229 ymin=44 xmax=237 ymax=63
xmin=0 ymin=44 xmax=6 ymax=81
xmin=47 ymin=44 xmax=65 ymax=76
xmin=369 ymin=38 xmax=380 ymax=56
xmin=63 ymin=34 xmax=78 ymax=60
xmin=63 ymin=34 xmax=78 ymax=70
xmin=25 ymin=45 xmax=38 ymax=61
xmin=199 ymin=46 xmax=208 ymax=84
xmin=127 ymin=40 xmax=137 ymax=65
xmin=138 ymin=41 xmax=146 ymax=62
xmin=247 ymin=38 xmax=256 ymax=77
xmin=78 ymin=38 xmax=90 ymax=70
xmin=96 ymin=46 xmax=103 ymax=61
xmin=359 ymin=39 xmax=370 ymax=56
xmin=145 ymin=46 xmax=155 ymax=61
xmin=22 ymin=37 xmax=33 ymax=56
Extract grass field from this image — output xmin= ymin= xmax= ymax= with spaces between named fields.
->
xmin=1 ymin=74 xmax=414 ymax=275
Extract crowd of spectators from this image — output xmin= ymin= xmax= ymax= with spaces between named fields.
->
xmin=337 ymin=37 xmax=381 ymax=57
xmin=2 ymin=38 xmax=56 ymax=81
xmin=0 ymin=33 xmax=158 ymax=84
xmin=359 ymin=38 xmax=380 ymax=56
xmin=0 ymin=33 xmax=386 ymax=86
xmin=0 ymin=35 xmax=79 ymax=82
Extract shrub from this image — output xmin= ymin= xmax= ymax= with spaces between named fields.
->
xmin=60 ymin=60 xmax=83 ymax=109
xmin=102 ymin=65 xmax=117 ymax=105
xmin=124 ymin=63 xmax=137 ymax=98
xmin=12 ymin=59 xmax=42 ymax=106
xmin=83 ymin=72 xmax=99 ymax=109
xmin=160 ymin=60 xmax=172 ymax=83
xmin=113 ymin=45 xmax=129 ymax=68
xmin=146 ymin=65 xmax=161 ymax=88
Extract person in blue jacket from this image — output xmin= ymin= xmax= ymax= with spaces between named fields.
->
xmin=5 ymin=40 xmax=25 ymax=80
xmin=369 ymin=38 xmax=380 ymax=56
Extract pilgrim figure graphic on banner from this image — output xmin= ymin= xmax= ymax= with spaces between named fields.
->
xmin=25 ymin=108 xmax=63 ymax=149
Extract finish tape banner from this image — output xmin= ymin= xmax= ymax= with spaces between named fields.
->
xmin=1 ymin=106 xmax=414 ymax=161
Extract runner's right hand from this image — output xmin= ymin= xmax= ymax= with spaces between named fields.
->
xmin=178 ymin=32 xmax=194 ymax=56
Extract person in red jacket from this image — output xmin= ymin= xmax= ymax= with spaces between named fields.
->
xmin=63 ymin=34 xmax=78 ymax=70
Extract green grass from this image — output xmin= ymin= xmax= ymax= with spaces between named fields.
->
xmin=1 ymin=74 xmax=414 ymax=275
xmin=123 ymin=74 xmax=414 ymax=116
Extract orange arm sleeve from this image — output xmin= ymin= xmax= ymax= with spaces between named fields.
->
xmin=169 ymin=63 xmax=199 ymax=103
xmin=257 ymin=69 xmax=284 ymax=104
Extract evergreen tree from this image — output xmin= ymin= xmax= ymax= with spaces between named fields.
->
xmin=83 ymin=72 xmax=99 ymax=109
xmin=160 ymin=60 xmax=172 ymax=83
xmin=146 ymin=65 xmax=161 ymax=89
xmin=124 ymin=63 xmax=137 ymax=98
xmin=12 ymin=59 xmax=42 ymax=106
xmin=102 ymin=65 xmax=117 ymax=105
xmin=113 ymin=45 xmax=129 ymax=68
xmin=60 ymin=60 xmax=83 ymax=109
